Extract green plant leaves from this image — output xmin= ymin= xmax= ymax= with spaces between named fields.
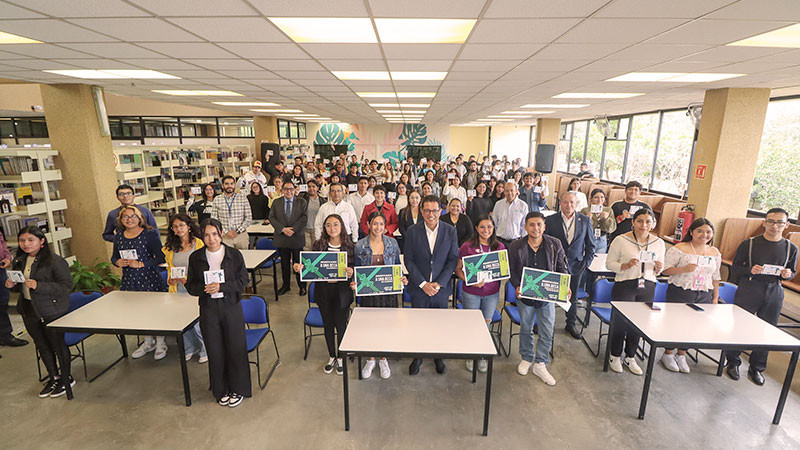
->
xmin=399 ymin=124 xmax=427 ymax=150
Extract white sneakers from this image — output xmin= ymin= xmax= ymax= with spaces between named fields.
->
xmin=623 ymin=357 xmax=643 ymax=375
xmin=675 ymin=354 xmax=690 ymax=373
xmin=532 ymin=362 xmax=556 ymax=386
xmin=323 ymin=357 xmax=336 ymax=374
xmin=132 ymin=340 xmax=156 ymax=359
xmin=661 ymin=353 xmax=680 ymax=372
xmin=132 ymin=337 xmax=167 ymax=360
xmin=378 ymin=358 xmax=391 ymax=379
xmin=517 ymin=360 xmax=532 ymax=376
xmin=362 ymin=359 xmax=376 ymax=379
xmin=478 ymin=359 xmax=488 ymax=373
xmin=363 ymin=358 xmax=391 ymax=379
xmin=609 ymin=356 xmax=623 ymax=373
xmin=466 ymin=360 xmax=474 ymax=372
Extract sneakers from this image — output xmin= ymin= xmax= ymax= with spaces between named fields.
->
xmin=198 ymin=355 xmax=208 ymax=364
xmin=624 ymin=357 xmax=643 ymax=376
xmin=478 ymin=359 xmax=488 ymax=373
xmin=185 ymin=352 xmax=195 ymax=362
xmin=517 ymin=360 xmax=532 ymax=376
xmin=675 ymin=354 xmax=690 ymax=374
xmin=49 ymin=377 xmax=75 ymax=398
xmin=362 ymin=359 xmax=376 ymax=379
xmin=532 ymin=362 xmax=556 ymax=386
xmin=154 ymin=344 xmax=168 ymax=361
xmin=609 ymin=356 xmax=623 ymax=373
xmin=323 ymin=357 xmax=336 ymax=374
xmin=218 ymin=394 xmax=231 ymax=406
xmin=228 ymin=393 xmax=244 ymax=408
xmin=378 ymin=358 xmax=391 ymax=379
xmin=335 ymin=358 xmax=343 ymax=376
xmin=661 ymin=353 xmax=679 ymax=372
xmin=39 ymin=379 xmax=58 ymax=398
xmin=132 ymin=340 xmax=156 ymax=359
xmin=465 ymin=360 xmax=474 ymax=372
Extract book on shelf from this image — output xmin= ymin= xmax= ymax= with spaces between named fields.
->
xmin=15 ymin=186 xmax=34 ymax=206
xmin=0 ymin=156 xmax=39 ymax=175
xmin=0 ymin=189 xmax=17 ymax=213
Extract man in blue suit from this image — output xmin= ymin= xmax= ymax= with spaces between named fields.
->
xmin=545 ymin=191 xmax=596 ymax=339
xmin=404 ymin=195 xmax=460 ymax=375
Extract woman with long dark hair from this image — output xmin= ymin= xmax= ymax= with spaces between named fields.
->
xmin=466 ymin=181 xmax=493 ymax=226
xmin=567 ymin=177 xmax=589 ymax=211
xmin=398 ymin=190 xmax=422 ymax=252
xmin=162 ymin=214 xmax=207 ymax=363
xmin=294 ymin=214 xmax=354 ymax=375
xmin=441 ymin=198 xmax=473 ymax=248
xmin=185 ymin=218 xmax=251 ymax=407
xmin=6 ymin=226 xmax=73 ymax=398
xmin=660 ymin=218 xmax=722 ymax=373
xmin=189 ymin=183 xmax=216 ymax=225
xmin=247 ymin=181 xmax=270 ymax=223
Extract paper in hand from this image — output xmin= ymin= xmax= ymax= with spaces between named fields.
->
xmin=170 ymin=267 xmax=187 ymax=279
xmin=119 ymin=249 xmax=138 ymax=260
xmin=590 ymin=204 xmax=603 ymax=213
xmin=6 ymin=270 xmax=24 ymax=283
xmin=638 ymin=251 xmax=656 ymax=263
xmin=761 ymin=264 xmax=783 ymax=276
xmin=203 ymin=270 xmax=225 ymax=284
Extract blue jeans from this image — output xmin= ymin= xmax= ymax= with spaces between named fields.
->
xmin=518 ymin=301 xmax=555 ymax=364
xmin=183 ymin=322 xmax=207 ymax=358
xmin=461 ymin=291 xmax=499 ymax=327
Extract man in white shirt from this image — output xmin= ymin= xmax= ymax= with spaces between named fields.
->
xmin=492 ymin=182 xmax=528 ymax=248
xmin=236 ymin=161 xmax=268 ymax=192
xmin=346 ymin=177 xmax=374 ymax=238
xmin=315 ymin=183 xmax=359 ymax=242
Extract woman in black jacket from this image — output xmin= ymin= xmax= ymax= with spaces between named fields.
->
xmin=397 ymin=190 xmax=422 ymax=253
xmin=6 ymin=226 xmax=73 ymax=398
xmin=185 ymin=218 xmax=251 ymax=408
xmin=466 ymin=181 xmax=493 ymax=225
xmin=440 ymin=198 xmax=474 ymax=248
xmin=246 ymin=181 xmax=270 ymax=222
xmin=189 ymin=183 xmax=216 ymax=225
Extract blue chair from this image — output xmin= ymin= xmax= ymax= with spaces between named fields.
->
xmin=402 ymin=288 xmax=412 ymax=308
xmin=160 ymin=270 xmax=168 ymax=286
xmin=303 ymin=283 xmax=325 ymax=360
xmin=254 ymin=238 xmax=280 ymax=298
xmin=500 ymin=282 xmax=551 ymax=358
xmin=580 ymin=278 xmax=614 ymax=358
xmin=718 ymin=282 xmax=737 ymax=304
xmin=241 ymin=296 xmax=280 ymax=389
xmin=654 ymin=281 xmax=668 ymax=303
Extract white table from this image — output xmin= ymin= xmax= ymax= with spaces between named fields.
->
xmin=587 ymin=253 xmax=612 ymax=275
xmin=247 ymin=223 xmax=274 ymax=236
xmin=239 ymin=249 xmax=278 ymax=298
xmin=48 ymin=291 xmax=199 ymax=405
xmin=339 ymin=308 xmax=498 ymax=435
xmin=602 ymin=302 xmax=800 ymax=424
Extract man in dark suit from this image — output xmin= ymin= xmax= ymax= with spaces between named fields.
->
xmin=544 ymin=191 xmax=596 ymax=339
xmin=404 ymin=194 xmax=460 ymax=375
xmin=269 ymin=180 xmax=308 ymax=296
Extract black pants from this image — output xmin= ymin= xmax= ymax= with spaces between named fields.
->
xmin=315 ymin=282 xmax=351 ymax=358
xmin=498 ymin=238 xmax=513 ymax=250
xmin=724 ymin=280 xmax=784 ymax=372
xmin=199 ymin=298 xmax=251 ymax=400
xmin=20 ymin=300 xmax=70 ymax=381
xmin=0 ymin=271 xmax=12 ymax=339
xmin=278 ymin=247 xmax=304 ymax=289
xmin=565 ymin=263 xmax=585 ymax=327
xmin=610 ymin=279 xmax=656 ymax=358
xmin=666 ymin=284 xmax=713 ymax=351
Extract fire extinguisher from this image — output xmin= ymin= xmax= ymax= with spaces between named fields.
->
xmin=674 ymin=205 xmax=696 ymax=241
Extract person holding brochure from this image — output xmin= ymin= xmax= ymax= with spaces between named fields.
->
xmin=162 ymin=214 xmax=207 ymax=364
xmin=294 ymin=214 xmax=355 ymax=375
xmin=6 ymin=226 xmax=73 ymax=398
xmin=605 ymin=208 xmax=665 ymax=376
xmin=353 ymin=211 xmax=407 ymax=380
xmin=579 ymin=189 xmax=616 ymax=254
xmin=660 ymin=218 xmax=721 ymax=374
xmin=441 ymin=198 xmax=473 ymax=248
xmin=102 ymin=184 xmax=158 ymax=242
xmin=188 ymin=183 xmax=216 ymax=226
xmin=455 ymin=214 xmax=505 ymax=373
xmin=723 ymin=208 xmax=798 ymax=385
xmin=508 ymin=212 xmax=568 ymax=386
xmin=0 ymin=231 xmax=28 ymax=347
xmin=404 ymin=195 xmax=460 ymax=376
xmin=608 ymin=181 xmax=652 ymax=244
xmin=112 ymin=206 xmax=168 ymax=360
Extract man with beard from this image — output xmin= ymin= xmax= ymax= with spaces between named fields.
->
xmin=211 ymin=175 xmax=252 ymax=250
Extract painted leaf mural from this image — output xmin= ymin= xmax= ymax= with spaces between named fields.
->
xmin=314 ymin=124 xmax=359 ymax=154
xmin=398 ymin=124 xmax=427 ymax=150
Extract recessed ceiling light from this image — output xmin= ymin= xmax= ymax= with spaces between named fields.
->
xmin=268 ymin=18 xmax=376 ymax=43
xmin=282 ymin=114 xmax=318 ymax=117
xmin=0 ymin=31 xmax=42 ymax=44
xmin=152 ymin=90 xmax=242 ymax=96
xmin=396 ymin=92 xmax=436 ymax=98
xmin=553 ymin=93 xmax=644 ymax=99
xmin=250 ymin=109 xmax=302 ymax=113
xmin=375 ymin=19 xmax=475 ymax=44
xmin=44 ymin=69 xmax=179 ymax=79
xmin=521 ymin=104 xmax=589 ymax=108
xmin=369 ymin=103 xmax=430 ymax=108
xmin=357 ymin=92 xmax=397 ymax=98
xmin=213 ymin=102 xmax=280 ymax=106
xmin=666 ymin=73 xmax=745 ymax=82
xmin=296 ymin=117 xmax=330 ymax=120
xmin=44 ymin=70 xmax=126 ymax=79
xmin=479 ymin=118 xmax=514 ymax=121
xmin=400 ymin=110 xmax=427 ymax=114
xmin=607 ymin=72 xmax=744 ymax=82
xmin=728 ymin=23 xmax=800 ymax=48
xmin=488 ymin=115 xmax=530 ymax=118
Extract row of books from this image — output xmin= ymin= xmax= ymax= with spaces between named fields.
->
xmin=0 ymin=156 xmax=39 ymax=175
xmin=1 ymin=215 xmax=48 ymax=240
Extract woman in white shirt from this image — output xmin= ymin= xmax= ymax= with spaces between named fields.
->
xmin=605 ymin=209 xmax=665 ymax=376
xmin=659 ymin=218 xmax=721 ymax=373
xmin=567 ymin=177 xmax=588 ymax=211
xmin=443 ymin=173 xmax=467 ymax=207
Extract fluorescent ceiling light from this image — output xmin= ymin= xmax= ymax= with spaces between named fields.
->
xmin=44 ymin=69 xmax=178 ymax=79
xmin=44 ymin=70 xmax=125 ymax=79
xmin=375 ymin=19 xmax=475 ymax=44
xmin=399 ymin=110 xmax=427 ymax=114
xmin=666 ymin=73 xmax=745 ymax=82
xmin=607 ymin=72 xmax=684 ymax=82
xmin=553 ymin=93 xmax=643 ymax=99
xmin=727 ymin=23 xmax=800 ymax=48
xmin=213 ymin=102 xmax=279 ymax=106
xmin=391 ymin=71 xmax=447 ymax=80
xmin=297 ymin=117 xmax=330 ymax=120
xmin=357 ymin=92 xmax=436 ymax=98
xmin=369 ymin=103 xmax=430 ymax=108
xmin=501 ymin=111 xmax=537 ymax=115
xmin=478 ymin=118 xmax=513 ymax=121
xmin=0 ymin=31 xmax=42 ymax=44
xmin=513 ymin=110 xmax=553 ymax=114
xmin=377 ymin=110 xmax=403 ymax=114
xmin=152 ymin=90 xmax=242 ymax=96
xmin=521 ymin=104 xmax=588 ymax=108
xmin=269 ymin=18 xmax=376 ymax=43
xmin=283 ymin=114 xmax=318 ymax=117
xmin=358 ymin=92 xmax=397 ymax=98
xmin=250 ymin=109 xmax=302 ymax=113
xmin=397 ymin=92 xmax=436 ymax=98
xmin=333 ymin=71 xmax=390 ymax=80
xmin=607 ymin=72 xmax=744 ymax=83
xmin=488 ymin=115 xmax=530 ymax=118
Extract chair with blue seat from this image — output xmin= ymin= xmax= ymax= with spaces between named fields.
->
xmin=456 ymin=281 xmax=505 ymax=355
xmin=580 ymin=278 xmax=614 ymax=357
xmin=254 ymin=237 xmax=280 ymax=298
xmin=303 ymin=283 xmax=325 ymax=360
xmin=501 ymin=282 xmax=553 ymax=359
xmin=402 ymin=289 xmax=412 ymax=308
xmin=241 ymin=296 xmax=280 ymax=389
xmin=718 ymin=282 xmax=737 ymax=304
xmin=654 ymin=281 xmax=668 ymax=303
xmin=160 ymin=270 xmax=168 ymax=287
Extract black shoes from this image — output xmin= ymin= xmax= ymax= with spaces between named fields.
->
xmin=299 ymin=286 xmax=307 ymax=296
xmin=434 ymin=359 xmax=446 ymax=374
xmin=565 ymin=324 xmax=582 ymax=340
xmin=409 ymin=358 xmax=422 ymax=376
xmin=726 ymin=365 xmax=740 ymax=381
xmin=49 ymin=376 xmax=75 ymax=398
xmin=748 ymin=369 xmax=765 ymax=386
xmin=39 ymin=379 xmax=58 ymax=398
xmin=0 ymin=336 xmax=29 ymax=347
xmin=277 ymin=285 xmax=290 ymax=295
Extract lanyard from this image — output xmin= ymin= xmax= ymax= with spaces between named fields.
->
xmin=630 ymin=231 xmax=650 ymax=276
xmin=562 ymin=214 xmax=575 ymax=240
xmin=223 ymin=194 xmax=237 ymax=216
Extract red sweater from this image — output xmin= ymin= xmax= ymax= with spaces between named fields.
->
xmin=359 ymin=201 xmax=399 ymax=236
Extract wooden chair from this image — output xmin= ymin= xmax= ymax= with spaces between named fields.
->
xmin=606 ymin=188 xmax=625 ymax=207
xmin=656 ymin=202 xmax=686 ymax=241
xmin=784 ymin=232 xmax=800 ymax=293
xmin=718 ymin=218 xmax=764 ymax=266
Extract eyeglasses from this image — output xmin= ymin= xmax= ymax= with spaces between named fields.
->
xmin=765 ymin=220 xmax=787 ymax=226
xmin=422 ymin=208 xmax=440 ymax=215
xmin=118 ymin=192 xmax=134 ymax=197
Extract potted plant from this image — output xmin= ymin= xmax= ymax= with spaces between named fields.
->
xmin=70 ymin=259 xmax=120 ymax=294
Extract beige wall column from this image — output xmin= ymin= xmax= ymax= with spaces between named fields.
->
xmin=254 ymin=115 xmax=278 ymax=148
xmin=40 ymin=84 xmax=118 ymax=265
xmin=687 ymin=87 xmax=770 ymax=240
xmin=535 ymin=118 xmax=562 ymax=173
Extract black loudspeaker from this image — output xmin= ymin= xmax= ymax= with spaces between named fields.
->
xmin=535 ymin=144 xmax=556 ymax=173
xmin=261 ymin=142 xmax=280 ymax=167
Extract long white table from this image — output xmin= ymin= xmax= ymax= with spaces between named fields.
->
xmin=587 ymin=253 xmax=612 ymax=275
xmin=246 ymin=223 xmax=275 ymax=236
xmin=48 ymin=291 xmax=199 ymax=405
xmin=239 ymin=249 xmax=278 ymax=298
xmin=339 ymin=308 xmax=498 ymax=435
xmin=602 ymin=302 xmax=800 ymax=424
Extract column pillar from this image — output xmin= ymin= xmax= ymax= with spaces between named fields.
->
xmin=535 ymin=118 xmax=562 ymax=173
xmin=687 ymin=87 xmax=770 ymax=240
xmin=254 ymin=115 xmax=278 ymax=146
xmin=40 ymin=84 xmax=118 ymax=264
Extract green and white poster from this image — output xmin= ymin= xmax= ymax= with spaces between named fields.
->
xmin=462 ymin=250 xmax=510 ymax=286
xmin=299 ymin=251 xmax=348 ymax=282
xmin=354 ymin=265 xmax=403 ymax=296
xmin=519 ymin=268 xmax=571 ymax=304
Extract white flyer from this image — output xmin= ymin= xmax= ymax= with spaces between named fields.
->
xmin=119 ymin=249 xmax=138 ymax=260
xmin=761 ymin=264 xmax=784 ymax=276
xmin=590 ymin=204 xmax=603 ymax=213
xmin=203 ymin=270 xmax=225 ymax=284
xmin=190 ymin=186 xmax=202 ymax=195
xmin=6 ymin=270 xmax=25 ymax=283
xmin=534 ymin=186 xmax=544 ymax=193
xmin=324 ymin=159 xmax=330 ymax=164
xmin=638 ymin=251 xmax=656 ymax=263
xmin=629 ymin=205 xmax=642 ymax=215
xmin=447 ymin=173 xmax=455 ymax=179
xmin=170 ymin=267 xmax=187 ymax=279
xmin=266 ymin=186 xmax=276 ymax=194
xmin=467 ymin=189 xmax=476 ymax=197
xmin=323 ymin=171 xmax=330 ymax=177
xmin=696 ymin=256 xmax=715 ymax=267
xmin=298 ymin=184 xmax=308 ymax=192
xmin=348 ymin=184 xmax=358 ymax=192
xmin=387 ymin=191 xmax=396 ymax=199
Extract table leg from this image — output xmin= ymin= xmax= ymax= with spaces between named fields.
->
xmin=272 ymin=260 xmax=279 ymax=302
xmin=773 ymin=350 xmax=799 ymax=425
xmin=343 ymin=354 xmax=350 ymax=431
xmin=357 ymin=356 xmax=362 ymax=380
xmin=119 ymin=334 xmax=128 ymax=358
xmin=638 ymin=343 xmax=657 ymax=419
xmin=603 ymin=308 xmax=616 ymax=372
xmin=482 ymin=357 xmax=493 ymax=436
xmin=472 ymin=359 xmax=477 ymax=384
xmin=176 ymin=332 xmax=192 ymax=407
xmin=250 ymin=269 xmax=258 ymax=294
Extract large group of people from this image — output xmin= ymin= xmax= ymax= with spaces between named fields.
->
xmin=1 ymin=151 xmax=796 ymax=409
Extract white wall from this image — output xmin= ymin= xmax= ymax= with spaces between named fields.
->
xmin=489 ymin=125 xmax=532 ymax=165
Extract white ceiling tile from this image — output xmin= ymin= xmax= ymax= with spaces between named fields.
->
xmin=643 ymin=61 xmax=725 ymax=72
xmin=516 ymin=59 xmax=586 ymax=71
xmin=248 ymin=0 xmax=368 ymax=17
xmin=485 ymin=0 xmax=608 ymax=18
xmin=368 ymin=0 xmax=486 ymax=18
xmin=217 ymin=70 xmax=280 ymax=79
xmin=166 ymin=18 xmax=289 ymax=43
xmin=469 ymin=19 xmax=581 ymax=43
xmin=647 ymin=20 xmax=795 ymax=45
xmin=273 ymin=71 xmax=337 ymax=80
xmin=678 ymin=46 xmax=790 ymax=63
xmin=459 ymin=43 xmax=545 ymax=60
xmin=706 ymin=0 xmax=800 ymax=21
xmin=575 ymin=60 xmax=655 ymax=72
xmin=319 ymin=59 xmax=387 ymax=71
xmin=3 ymin=59 xmax=79 ymax=70
xmin=557 ymin=18 xmax=687 ymax=44
xmin=534 ymin=43 xmax=630 ymax=60
xmin=184 ymin=59 xmax=264 ymax=71
xmin=220 ymin=43 xmax=308 ymax=59
xmin=596 ymin=0 xmax=735 ymax=18
xmin=452 ymin=60 xmax=519 ymax=71
xmin=447 ymin=71 xmax=504 ymax=80
xmin=127 ymin=0 xmax=259 ymax=16
xmin=47 ymin=59 xmax=142 ymax=69
xmin=139 ymin=43 xmax=236 ymax=59
xmin=387 ymin=60 xmax=453 ymax=71
xmin=301 ymin=44 xmax=382 ymax=60
xmin=342 ymin=81 xmax=394 ymax=89
xmin=0 ymin=44 xmax=96 ymax=59
xmin=382 ymin=44 xmax=461 ymax=59
xmin=0 ymin=2 xmax=46 ymax=19
xmin=250 ymin=59 xmax=325 ymax=71
xmin=603 ymin=44 xmax=712 ymax=61
xmin=710 ymin=61 xmax=796 ymax=75
xmin=0 ymin=19 xmax=117 ymax=43
xmin=118 ymin=59 xmax=201 ymax=70
xmin=391 ymin=81 xmax=442 ymax=89
xmin=159 ymin=69 xmax=230 ymax=79
xmin=745 ymin=50 xmax=800 ymax=65
xmin=5 ymin=0 xmax=150 ymax=17
xmin=67 ymin=18 xmax=201 ymax=42
xmin=300 ymin=79 xmax=347 ymax=86
xmin=59 ymin=43 xmax=166 ymax=59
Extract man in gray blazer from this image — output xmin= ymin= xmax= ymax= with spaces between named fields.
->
xmin=269 ymin=180 xmax=308 ymax=296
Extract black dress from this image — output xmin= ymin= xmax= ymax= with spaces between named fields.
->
xmin=441 ymin=214 xmax=474 ymax=248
